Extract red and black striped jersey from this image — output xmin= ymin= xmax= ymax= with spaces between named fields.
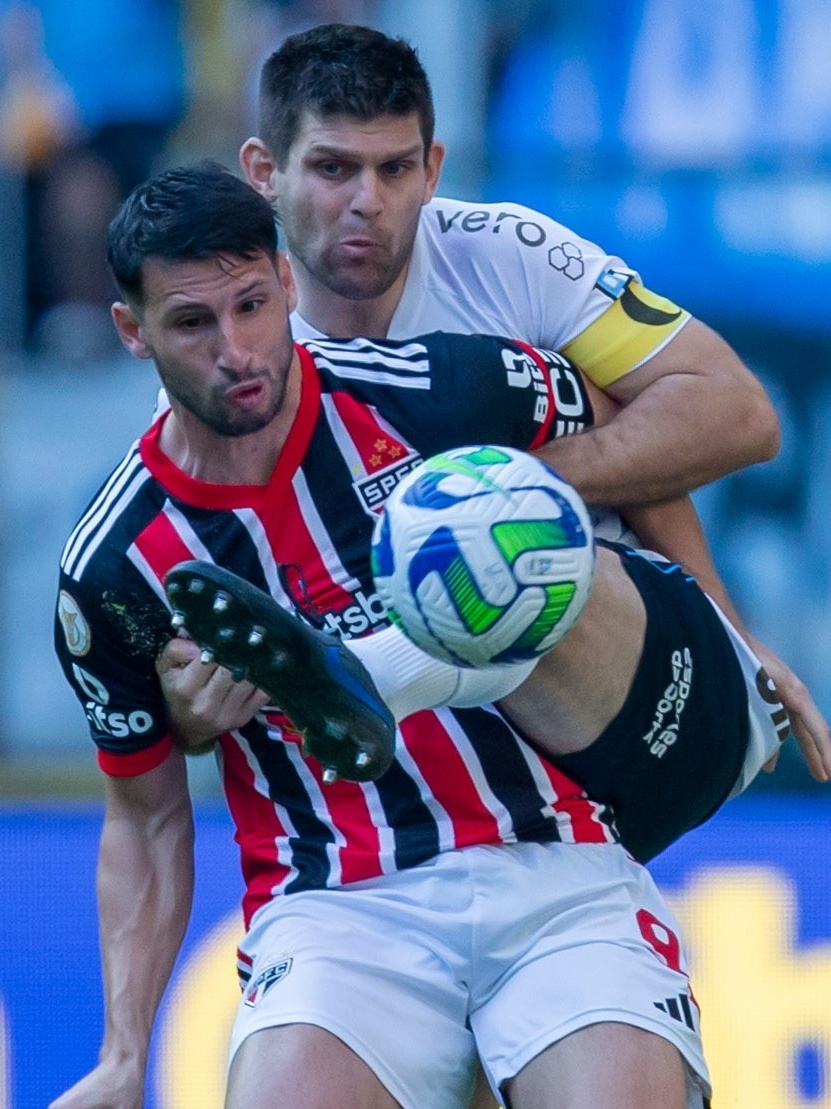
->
xmin=56 ymin=332 xmax=617 ymax=924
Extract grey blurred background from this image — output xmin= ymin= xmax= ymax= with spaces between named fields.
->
xmin=1 ymin=0 xmax=829 ymax=797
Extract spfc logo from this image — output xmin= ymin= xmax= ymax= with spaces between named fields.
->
xmin=353 ymin=453 xmax=422 ymax=515
xmin=244 ymin=958 xmax=294 ymax=1007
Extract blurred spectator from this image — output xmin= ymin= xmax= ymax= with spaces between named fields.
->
xmin=0 ymin=0 xmax=186 ymax=358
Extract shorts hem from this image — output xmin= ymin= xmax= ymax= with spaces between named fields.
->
xmin=486 ymin=1008 xmax=711 ymax=1102
xmin=228 ymin=1008 xmax=419 ymax=1109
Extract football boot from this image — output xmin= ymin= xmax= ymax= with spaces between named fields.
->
xmin=164 ymin=560 xmax=395 ymax=783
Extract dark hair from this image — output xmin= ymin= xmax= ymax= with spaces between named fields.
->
xmin=107 ymin=160 xmax=278 ymax=304
xmin=258 ymin=23 xmax=435 ymax=168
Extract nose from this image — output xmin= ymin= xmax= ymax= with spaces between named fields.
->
xmin=349 ymin=168 xmax=384 ymax=218
xmin=216 ymin=320 xmax=252 ymax=373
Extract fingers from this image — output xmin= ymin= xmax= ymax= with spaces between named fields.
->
xmin=786 ymin=695 xmax=831 ymax=783
xmin=745 ymin=634 xmax=831 ymax=784
xmin=156 ymin=637 xmax=270 ymax=752
xmin=156 ymin=635 xmax=201 ymax=673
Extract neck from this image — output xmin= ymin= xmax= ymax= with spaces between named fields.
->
xmin=291 ymin=257 xmax=409 ymax=339
xmin=159 ymin=360 xmax=302 ymax=486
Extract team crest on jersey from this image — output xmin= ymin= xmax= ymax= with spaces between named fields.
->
xmin=58 ymin=590 xmax=91 ymax=657
xmin=353 ymin=452 xmax=423 ymax=515
xmin=244 ymin=958 xmax=294 ymax=1007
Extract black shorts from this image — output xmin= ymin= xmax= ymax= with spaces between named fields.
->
xmin=553 ymin=542 xmax=750 ymax=863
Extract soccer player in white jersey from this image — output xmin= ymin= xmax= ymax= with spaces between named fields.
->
xmin=53 ymin=162 xmax=726 ymax=1109
xmin=234 ymin=23 xmax=827 ymax=823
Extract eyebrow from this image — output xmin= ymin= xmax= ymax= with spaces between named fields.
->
xmin=306 ymin=141 xmax=423 ymax=162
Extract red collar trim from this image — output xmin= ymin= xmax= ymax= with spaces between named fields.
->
xmin=138 ymin=344 xmax=321 ymax=508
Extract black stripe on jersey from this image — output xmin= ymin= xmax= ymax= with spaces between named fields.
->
xmin=242 ymin=719 xmax=336 ymax=894
xmin=302 ymin=337 xmax=431 ymax=389
xmin=373 ymin=761 xmax=441 ymax=871
xmin=451 ymin=707 xmax=564 ymax=843
xmin=172 ymin=502 xmax=274 ymax=596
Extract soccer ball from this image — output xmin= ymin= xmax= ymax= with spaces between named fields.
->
xmin=370 ymin=445 xmax=595 ymax=667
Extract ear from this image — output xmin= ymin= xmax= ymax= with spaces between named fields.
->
xmin=277 ymin=252 xmax=297 ymax=314
xmin=423 ymin=140 xmax=445 ymax=203
xmin=240 ymin=137 xmax=278 ymax=202
xmin=111 ymin=302 xmax=152 ymax=360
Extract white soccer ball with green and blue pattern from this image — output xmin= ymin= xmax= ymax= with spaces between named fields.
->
xmin=371 ymin=445 xmax=595 ymax=668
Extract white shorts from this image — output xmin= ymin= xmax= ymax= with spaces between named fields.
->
xmin=230 ymin=842 xmax=711 ymax=1109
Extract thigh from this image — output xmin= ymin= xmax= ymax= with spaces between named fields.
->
xmin=505 ymin=1022 xmax=690 ymax=1109
xmin=469 ymin=844 xmax=710 ymax=1107
xmin=554 ymin=544 xmax=758 ymax=861
xmin=226 ymin=1023 xmax=402 ymax=1109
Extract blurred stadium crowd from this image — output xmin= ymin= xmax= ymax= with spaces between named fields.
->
xmin=1 ymin=0 xmax=830 ymax=793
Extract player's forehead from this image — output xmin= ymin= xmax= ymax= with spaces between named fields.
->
xmin=140 ymin=253 xmax=278 ymax=312
xmin=290 ymin=109 xmax=425 ymax=164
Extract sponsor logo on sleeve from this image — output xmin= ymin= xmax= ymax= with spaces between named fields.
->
xmin=548 ymin=241 xmax=585 ymax=280
xmin=595 ymin=268 xmax=632 ymax=300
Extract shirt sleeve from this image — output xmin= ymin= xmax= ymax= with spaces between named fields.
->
xmin=372 ymin=332 xmax=595 ymax=456
xmin=423 ymin=199 xmax=689 ymax=386
xmin=54 ymin=564 xmax=173 ymax=776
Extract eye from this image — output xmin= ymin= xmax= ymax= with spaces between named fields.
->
xmin=317 ymin=160 xmax=347 ymax=178
xmin=382 ymin=160 xmax=414 ymax=178
xmin=176 ymin=314 xmax=204 ymax=331
xmin=241 ymin=298 xmax=265 ymax=314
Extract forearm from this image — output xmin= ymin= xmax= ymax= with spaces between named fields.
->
xmin=96 ymin=757 xmax=195 ymax=1076
xmin=539 ymin=319 xmax=780 ymax=506
xmin=621 ymin=495 xmax=746 ymax=630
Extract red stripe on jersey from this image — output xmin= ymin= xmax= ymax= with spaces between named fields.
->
xmin=132 ymin=510 xmax=199 ymax=585
xmin=98 ymin=734 xmax=173 ymax=777
xmin=220 ymin=734 xmax=294 ymax=927
xmin=399 ymin=712 xmax=501 ymax=847
xmin=307 ymin=769 xmax=384 ymax=886
xmin=539 ymin=760 xmax=614 ymax=844
xmin=263 ymin=474 xmax=357 ymax=615
xmin=511 ymin=340 xmax=558 ymax=450
xmin=328 ymin=389 xmax=413 ymax=474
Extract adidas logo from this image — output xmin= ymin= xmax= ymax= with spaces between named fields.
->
xmin=654 ymin=993 xmax=696 ymax=1031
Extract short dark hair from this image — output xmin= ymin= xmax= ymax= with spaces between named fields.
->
xmin=258 ymin=23 xmax=435 ymax=168
xmin=107 ymin=160 xmax=278 ymax=305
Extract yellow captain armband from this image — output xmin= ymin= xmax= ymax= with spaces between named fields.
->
xmin=562 ymin=281 xmax=691 ymax=389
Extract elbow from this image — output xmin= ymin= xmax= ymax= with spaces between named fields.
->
xmin=753 ymin=395 xmax=782 ymax=464
xmin=734 ymin=382 xmax=781 ymax=466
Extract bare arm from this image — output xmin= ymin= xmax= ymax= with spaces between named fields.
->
xmin=539 ymin=318 xmax=780 ymax=505
xmin=49 ymin=750 xmax=195 ymax=1109
xmin=539 ymin=374 xmax=830 ymax=783
xmin=623 ymin=495 xmax=831 ymax=783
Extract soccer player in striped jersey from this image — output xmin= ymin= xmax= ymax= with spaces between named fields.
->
xmin=53 ymin=162 xmax=723 ymax=1109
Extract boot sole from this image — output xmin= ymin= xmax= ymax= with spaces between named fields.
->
xmin=164 ymin=560 xmax=395 ymax=783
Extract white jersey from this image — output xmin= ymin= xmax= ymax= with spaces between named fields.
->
xmin=290 ymin=196 xmax=692 ymax=542
xmin=291 ymin=195 xmax=637 ymax=350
